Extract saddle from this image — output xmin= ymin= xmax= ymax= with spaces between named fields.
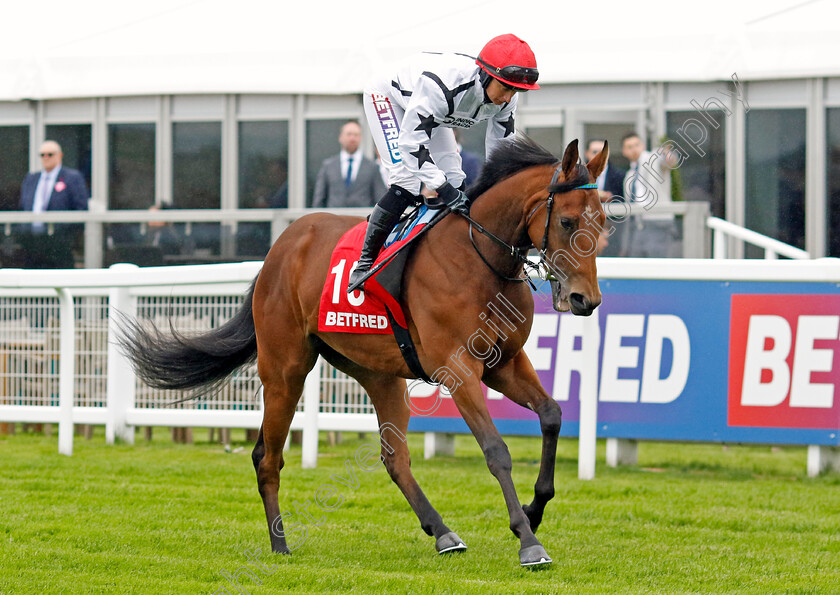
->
xmin=318 ymin=206 xmax=450 ymax=381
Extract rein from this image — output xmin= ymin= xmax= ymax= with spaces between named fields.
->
xmin=462 ymin=163 xmax=597 ymax=285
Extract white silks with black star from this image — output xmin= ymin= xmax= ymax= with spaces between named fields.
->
xmin=372 ymin=51 xmax=520 ymax=192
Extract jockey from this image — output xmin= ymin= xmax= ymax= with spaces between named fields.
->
xmin=347 ymin=33 xmax=540 ymax=292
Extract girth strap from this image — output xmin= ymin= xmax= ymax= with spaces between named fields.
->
xmin=384 ymin=307 xmax=433 ymax=383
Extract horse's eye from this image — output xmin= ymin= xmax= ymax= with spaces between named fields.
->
xmin=560 ymin=218 xmax=575 ymax=231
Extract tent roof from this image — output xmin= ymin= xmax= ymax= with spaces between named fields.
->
xmin=2 ymin=0 xmax=838 ymax=101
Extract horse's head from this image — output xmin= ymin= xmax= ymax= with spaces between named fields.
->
xmin=531 ymin=139 xmax=607 ymax=316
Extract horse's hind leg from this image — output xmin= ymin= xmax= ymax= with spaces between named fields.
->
xmin=252 ymin=346 xmax=316 ymax=554
xmin=484 ymin=350 xmax=562 ymax=533
xmin=358 ymin=373 xmax=465 ymax=555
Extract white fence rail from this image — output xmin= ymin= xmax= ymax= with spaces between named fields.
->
xmin=0 ymin=263 xmax=377 ymax=464
xmin=3 ymin=257 xmax=838 ymax=477
xmin=707 ymin=216 xmax=811 ymax=260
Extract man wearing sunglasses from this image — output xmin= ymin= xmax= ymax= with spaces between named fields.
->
xmin=18 ymin=140 xmax=89 ymax=268
xmin=349 ymin=33 xmax=539 ymax=292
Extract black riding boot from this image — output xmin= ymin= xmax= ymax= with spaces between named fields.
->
xmin=347 ymin=185 xmax=414 ymax=292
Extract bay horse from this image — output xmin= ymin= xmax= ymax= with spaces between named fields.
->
xmin=121 ymin=135 xmax=608 ymax=567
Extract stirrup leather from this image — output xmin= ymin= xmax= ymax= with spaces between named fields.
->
xmin=347 ymin=205 xmax=401 ymax=292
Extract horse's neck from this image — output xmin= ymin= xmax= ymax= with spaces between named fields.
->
xmin=419 ymin=168 xmax=547 ymax=289
xmin=471 ymin=167 xmax=552 ymax=248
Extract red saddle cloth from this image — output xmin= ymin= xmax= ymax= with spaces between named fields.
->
xmin=319 ymin=216 xmax=430 ymax=334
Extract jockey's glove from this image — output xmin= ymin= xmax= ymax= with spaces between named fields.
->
xmin=436 ymin=182 xmax=470 ymax=215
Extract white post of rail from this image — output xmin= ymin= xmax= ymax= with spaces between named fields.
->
xmin=713 ymin=228 xmax=727 ymax=259
xmin=56 ymin=288 xmax=75 ymax=456
xmin=578 ymin=312 xmax=601 ymax=480
xmin=106 ymin=264 xmax=138 ymax=444
xmin=301 ymin=356 xmax=322 ymax=468
xmin=807 ymin=445 xmax=840 ymax=477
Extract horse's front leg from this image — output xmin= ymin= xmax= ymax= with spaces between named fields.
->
xmin=450 ymin=375 xmax=552 ymax=567
xmin=484 ymin=350 xmax=562 ymax=533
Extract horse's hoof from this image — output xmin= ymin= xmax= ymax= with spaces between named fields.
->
xmin=435 ymin=531 xmax=467 ymax=554
xmin=519 ymin=544 xmax=552 ymax=567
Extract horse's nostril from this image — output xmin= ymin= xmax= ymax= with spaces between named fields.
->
xmin=570 ymin=293 xmax=588 ymax=310
xmin=569 ymin=293 xmax=596 ymax=316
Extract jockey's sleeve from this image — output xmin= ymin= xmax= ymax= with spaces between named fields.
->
xmin=397 ymin=74 xmax=451 ymax=191
xmin=485 ymin=96 xmax=518 ymax=156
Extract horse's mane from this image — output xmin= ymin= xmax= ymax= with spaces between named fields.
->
xmin=467 ymin=134 xmax=558 ymax=199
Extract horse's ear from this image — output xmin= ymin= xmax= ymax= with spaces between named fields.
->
xmin=586 ymin=140 xmax=609 ymax=180
xmin=561 ymin=139 xmax=579 ymax=178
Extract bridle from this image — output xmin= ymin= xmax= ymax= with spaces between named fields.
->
xmin=462 ymin=163 xmax=597 ymax=284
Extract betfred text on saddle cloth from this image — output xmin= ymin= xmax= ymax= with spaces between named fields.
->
xmin=318 ymin=207 xmax=439 ymax=334
xmin=318 ymin=221 xmax=398 ymax=334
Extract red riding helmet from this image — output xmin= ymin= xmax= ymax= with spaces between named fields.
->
xmin=476 ymin=33 xmax=540 ymax=91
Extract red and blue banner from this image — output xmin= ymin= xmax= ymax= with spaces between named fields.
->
xmin=407 ymin=278 xmax=840 ymax=446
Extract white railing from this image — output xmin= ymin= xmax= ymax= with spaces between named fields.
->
xmin=707 ymin=216 xmax=811 ymax=260
xmin=3 ymin=255 xmax=836 ymax=477
xmin=0 ymin=263 xmax=378 ymax=465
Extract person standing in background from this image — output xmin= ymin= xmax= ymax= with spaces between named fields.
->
xmin=584 ymin=139 xmax=625 ymax=202
xmin=312 ymin=120 xmax=386 ymax=208
xmin=18 ymin=140 xmax=89 ymax=268
xmin=584 ymin=139 xmax=626 ymax=257
xmin=620 ymin=132 xmax=681 ymax=257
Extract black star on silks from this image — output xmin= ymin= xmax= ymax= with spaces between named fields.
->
xmin=410 ymin=145 xmax=435 ymax=169
xmin=414 ymin=113 xmax=439 ymax=139
xmin=501 ymin=115 xmax=515 ymax=137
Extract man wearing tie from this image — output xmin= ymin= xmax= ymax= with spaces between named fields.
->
xmin=18 ymin=140 xmax=89 ymax=268
xmin=311 ymin=120 xmax=386 ymax=208
xmin=620 ymin=132 xmax=680 ymax=257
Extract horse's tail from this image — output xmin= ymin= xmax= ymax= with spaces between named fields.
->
xmin=118 ymin=276 xmax=259 ymax=398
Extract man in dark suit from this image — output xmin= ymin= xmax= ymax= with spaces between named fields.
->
xmin=585 ymin=139 xmax=626 ymax=257
xmin=312 ymin=120 xmax=386 ymax=208
xmin=585 ymin=139 xmax=626 ymax=202
xmin=18 ymin=140 xmax=89 ymax=268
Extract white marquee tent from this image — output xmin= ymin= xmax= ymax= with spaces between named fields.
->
xmin=2 ymin=0 xmax=839 ymax=101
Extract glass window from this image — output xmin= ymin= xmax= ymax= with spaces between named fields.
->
xmin=0 ymin=126 xmax=29 ymax=211
xmin=172 ymin=122 xmax=222 ymax=261
xmin=457 ymin=120 xmax=488 ymax=158
xmin=666 ymin=111 xmax=726 ymax=218
xmin=745 ymin=109 xmax=806 ymax=255
xmin=108 ymin=123 xmax=156 ymax=210
xmin=306 ymin=119 xmax=345 ymax=207
xmin=237 ymin=121 xmax=288 ymax=258
xmin=45 ymin=124 xmax=92 ymax=190
xmin=827 ymin=108 xmax=840 ymax=257
xmin=523 ymin=126 xmax=564 ymax=161
xmin=238 ymin=121 xmax=288 ymax=209
xmin=454 ymin=122 xmax=487 ymax=189
xmin=172 ymin=122 xmax=221 ymax=209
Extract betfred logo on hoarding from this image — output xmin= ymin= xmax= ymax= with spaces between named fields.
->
xmin=728 ymin=294 xmax=840 ymax=429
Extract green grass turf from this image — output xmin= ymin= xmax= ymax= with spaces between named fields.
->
xmin=0 ymin=428 xmax=838 ymax=594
